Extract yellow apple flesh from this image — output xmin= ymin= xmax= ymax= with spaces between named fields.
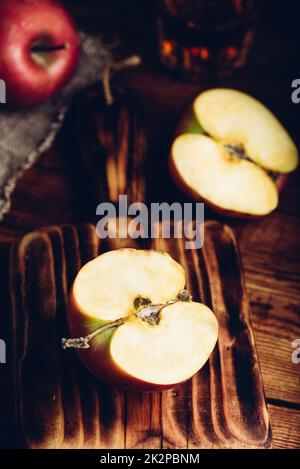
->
xmin=67 ymin=249 xmax=218 ymax=391
xmin=170 ymin=89 xmax=298 ymax=217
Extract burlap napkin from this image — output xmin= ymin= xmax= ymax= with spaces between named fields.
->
xmin=0 ymin=32 xmax=111 ymax=221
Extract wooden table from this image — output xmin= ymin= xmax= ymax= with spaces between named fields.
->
xmin=0 ymin=0 xmax=299 ymax=449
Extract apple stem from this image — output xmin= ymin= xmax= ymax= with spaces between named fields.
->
xmin=61 ymin=318 xmax=125 ymax=350
xmin=102 ymin=55 xmax=141 ymax=106
xmin=61 ymin=289 xmax=192 ymax=350
xmin=31 ymin=43 xmax=69 ymax=53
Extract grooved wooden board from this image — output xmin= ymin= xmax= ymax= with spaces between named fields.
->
xmin=8 ymin=221 xmax=271 ymax=448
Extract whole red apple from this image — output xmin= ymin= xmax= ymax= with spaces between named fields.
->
xmin=0 ymin=0 xmax=79 ymax=107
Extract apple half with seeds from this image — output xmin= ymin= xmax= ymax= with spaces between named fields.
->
xmin=170 ymin=89 xmax=298 ymax=217
xmin=65 ymin=249 xmax=218 ymax=391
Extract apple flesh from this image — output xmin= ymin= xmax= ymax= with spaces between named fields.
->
xmin=0 ymin=0 xmax=79 ymax=107
xmin=67 ymin=249 xmax=218 ymax=391
xmin=170 ymin=89 xmax=298 ymax=217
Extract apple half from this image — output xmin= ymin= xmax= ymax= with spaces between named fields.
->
xmin=66 ymin=249 xmax=218 ymax=391
xmin=170 ymin=89 xmax=298 ymax=217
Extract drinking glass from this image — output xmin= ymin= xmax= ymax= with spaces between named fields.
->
xmin=157 ymin=0 xmax=260 ymax=81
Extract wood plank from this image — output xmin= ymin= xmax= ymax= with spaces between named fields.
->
xmin=268 ymin=404 xmax=300 ymax=449
xmin=249 ymin=289 xmax=300 ymax=404
xmin=10 ymin=230 xmax=66 ymax=448
xmin=65 ymin=83 xmax=147 ymax=222
xmin=236 ymin=211 xmax=300 ymax=302
xmin=5 ymin=166 xmax=78 ymax=231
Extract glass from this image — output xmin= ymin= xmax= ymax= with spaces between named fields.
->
xmin=157 ymin=0 xmax=260 ymax=81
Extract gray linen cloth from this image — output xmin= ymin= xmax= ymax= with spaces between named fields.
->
xmin=0 ymin=33 xmax=111 ymax=221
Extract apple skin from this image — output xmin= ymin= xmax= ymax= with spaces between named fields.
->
xmin=67 ymin=287 xmax=189 ymax=392
xmin=170 ymin=106 xmax=289 ymax=219
xmin=0 ymin=0 xmax=79 ymax=107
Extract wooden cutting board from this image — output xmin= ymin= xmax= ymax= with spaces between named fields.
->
xmin=6 ymin=220 xmax=271 ymax=448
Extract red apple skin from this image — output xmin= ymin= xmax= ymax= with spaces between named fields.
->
xmin=170 ymin=107 xmax=289 ymax=219
xmin=67 ymin=287 xmax=189 ymax=392
xmin=0 ymin=0 xmax=79 ymax=107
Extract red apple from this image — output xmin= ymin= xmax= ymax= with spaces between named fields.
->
xmin=170 ymin=89 xmax=298 ymax=218
xmin=0 ymin=0 xmax=79 ymax=107
xmin=64 ymin=249 xmax=218 ymax=392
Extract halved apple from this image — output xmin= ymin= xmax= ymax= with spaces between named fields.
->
xmin=170 ymin=89 xmax=298 ymax=217
xmin=65 ymin=248 xmax=218 ymax=391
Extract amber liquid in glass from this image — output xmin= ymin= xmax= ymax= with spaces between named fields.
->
xmin=157 ymin=0 xmax=259 ymax=81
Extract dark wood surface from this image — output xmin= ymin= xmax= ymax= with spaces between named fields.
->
xmin=0 ymin=0 xmax=299 ymax=449
xmin=4 ymin=221 xmax=270 ymax=448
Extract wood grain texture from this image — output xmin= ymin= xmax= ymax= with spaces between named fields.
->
xmin=6 ymin=221 xmax=271 ymax=448
xmin=66 ymin=83 xmax=147 ymax=221
xmin=268 ymin=405 xmax=300 ymax=449
xmin=249 ymin=289 xmax=300 ymax=404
